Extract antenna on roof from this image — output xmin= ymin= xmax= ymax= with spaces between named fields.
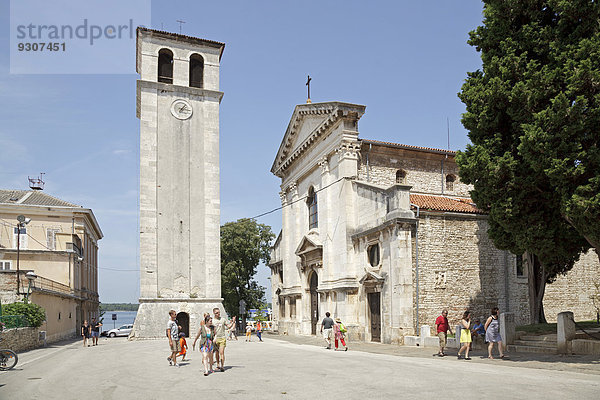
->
xmin=28 ymin=172 xmax=45 ymax=190
xmin=176 ymin=20 xmax=186 ymax=34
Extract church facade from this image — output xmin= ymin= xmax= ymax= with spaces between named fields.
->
xmin=269 ymin=101 xmax=600 ymax=344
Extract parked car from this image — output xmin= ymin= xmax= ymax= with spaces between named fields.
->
xmin=106 ymin=324 xmax=133 ymax=337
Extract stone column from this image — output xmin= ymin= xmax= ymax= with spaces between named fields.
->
xmin=557 ymin=311 xmax=575 ymax=354
xmin=500 ymin=312 xmax=515 ymax=351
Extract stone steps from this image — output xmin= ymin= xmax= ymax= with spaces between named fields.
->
xmin=519 ymin=334 xmax=556 ymax=342
xmin=507 ymin=344 xmax=556 ymax=354
xmin=513 ymin=339 xmax=556 ymax=348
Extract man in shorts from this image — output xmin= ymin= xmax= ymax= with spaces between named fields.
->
xmin=212 ymin=308 xmax=235 ymax=372
xmin=435 ymin=309 xmax=453 ymax=357
xmin=320 ymin=312 xmax=334 ymax=349
xmin=166 ymin=310 xmax=180 ymax=367
xmin=90 ymin=317 xmax=102 ymax=346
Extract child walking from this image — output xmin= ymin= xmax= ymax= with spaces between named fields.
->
xmin=178 ymin=332 xmax=188 ymax=361
xmin=333 ymin=318 xmax=348 ymax=351
xmin=245 ymin=323 xmax=252 ymax=342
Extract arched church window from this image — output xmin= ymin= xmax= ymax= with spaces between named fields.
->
xmin=158 ymin=48 xmax=173 ymax=84
xmin=189 ymin=53 xmax=204 ymax=88
xmin=368 ymin=243 xmax=380 ymax=267
xmin=307 ymin=187 xmax=318 ymax=229
xmin=446 ymin=174 xmax=456 ymax=191
xmin=396 ymin=169 xmax=406 ymax=184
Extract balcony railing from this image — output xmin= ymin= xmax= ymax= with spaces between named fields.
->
xmin=19 ymin=274 xmax=73 ymax=296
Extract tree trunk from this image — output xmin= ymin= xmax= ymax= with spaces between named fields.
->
xmin=526 ymin=252 xmax=547 ymax=324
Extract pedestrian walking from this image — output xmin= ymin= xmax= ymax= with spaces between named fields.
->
xmin=178 ymin=332 xmax=188 ymax=361
xmin=484 ymin=307 xmax=506 ymax=359
xmin=81 ymin=320 xmax=91 ymax=347
xmin=457 ymin=310 xmax=472 ymax=360
xmin=90 ymin=318 xmax=102 ymax=346
xmin=320 ymin=312 xmax=334 ymax=349
xmin=245 ymin=323 xmax=252 ymax=341
xmin=333 ymin=318 xmax=348 ymax=351
xmin=256 ymin=320 xmax=263 ymax=342
xmin=434 ymin=309 xmax=453 ymax=357
xmin=212 ymin=308 xmax=235 ymax=372
xmin=166 ymin=310 xmax=181 ymax=367
xmin=227 ymin=324 xmax=238 ymax=341
xmin=193 ymin=314 xmax=215 ymax=376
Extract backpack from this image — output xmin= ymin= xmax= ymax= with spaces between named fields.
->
xmin=339 ymin=322 xmax=347 ymax=333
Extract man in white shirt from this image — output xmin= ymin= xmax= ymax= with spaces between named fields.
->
xmin=166 ymin=310 xmax=180 ymax=367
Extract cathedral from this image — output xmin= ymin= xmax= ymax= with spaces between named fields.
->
xmin=269 ymin=101 xmax=600 ymax=344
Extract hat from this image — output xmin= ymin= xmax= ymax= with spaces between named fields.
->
xmin=179 ymin=332 xmax=185 ymax=338
xmin=335 ymin=318 xmax=342 ymax=323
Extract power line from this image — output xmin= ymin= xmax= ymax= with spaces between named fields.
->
xmin=249 ymin=176 xmax=348 ymax=220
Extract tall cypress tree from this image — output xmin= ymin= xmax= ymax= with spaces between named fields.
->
xmin=457 ymin=0 xmax=598 ymax=322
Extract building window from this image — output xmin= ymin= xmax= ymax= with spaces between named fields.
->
xmin=278 ymin=268 xmax=283 ymax=284
xmin=368 ymin=243 xmax=380 ymax=267
xmin=0 ymin=260 xmax=11 ymax=270
xmin=396 ymin=169 xmax=406 ymax=184
xmin=47 ymin=228 xmax=60 ymax=250
xmin=13 ymin=227 xmax=27 ymax=249
xmin=290 ymin=299 xmax=296 ymax=319
xmin=307 ymin=187 xmax=318 ymax=229
xmin=158 ymin=48 xmax=173 ymax=84
xmin=446 ymin=174 xmax=456 ymax=191
xmin=516 ymin=254 xmax=524 ymax=277
xmin=189 ymin=53 xmax=204 ymax=88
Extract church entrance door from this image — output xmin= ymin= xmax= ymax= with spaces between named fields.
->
xmin=368 ymin=292 xmax=381 ymax=342
xmin=310 ymin=272 xmax=318 ymax=335
xmin=176 ymin=312 xmax=189 ymax=338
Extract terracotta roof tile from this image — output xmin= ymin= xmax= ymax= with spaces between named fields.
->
xmin=410 ymin=194 xmax=483 ymax=214
xmin=361 ymin=139 xmax=456 ymax=155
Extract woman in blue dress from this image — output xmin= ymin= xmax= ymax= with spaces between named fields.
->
xmin=484 ymin=307 xmax=505 ymax=359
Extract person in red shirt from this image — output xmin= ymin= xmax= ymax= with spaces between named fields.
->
xmin=435 ymin=309 xmax=453 ymax=357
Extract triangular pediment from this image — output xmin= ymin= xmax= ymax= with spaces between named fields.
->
xmin=359 ymin=270 xmax=386 ymax=285
xmin=295 ymin=232 xmax=323 ymax=256
xmin=271 ymin=101 xmax=366 ymax=177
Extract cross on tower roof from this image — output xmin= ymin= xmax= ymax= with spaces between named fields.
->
xmin=306 ymin=75 xmax=312 ymax=104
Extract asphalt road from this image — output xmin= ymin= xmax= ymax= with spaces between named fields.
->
xmin=1 ymin=335 xmax=599 ymax=399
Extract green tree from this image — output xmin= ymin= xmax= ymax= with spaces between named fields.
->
xmin=3 ymin=302 xmax=46 ymax=328
xmin=457 ymin=0 xmax=596 ymax=322
xmin=220 ymin=218 xmax=275 ymax=318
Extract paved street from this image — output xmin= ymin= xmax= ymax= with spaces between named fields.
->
xmin=1 ymin=335 xmax=599 ymax=399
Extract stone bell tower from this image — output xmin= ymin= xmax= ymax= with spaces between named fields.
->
xmin=131 ymin=27 xmax=225 ymax=338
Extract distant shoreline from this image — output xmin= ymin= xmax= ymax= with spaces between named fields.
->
xmin=100 ymin=303 xmax=139 ymax=311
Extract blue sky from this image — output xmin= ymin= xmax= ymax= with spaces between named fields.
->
xmin=0 ymin=1 xmax=484 ymax=303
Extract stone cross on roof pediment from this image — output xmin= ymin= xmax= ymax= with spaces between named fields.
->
xmin=271 ymin=101 xmax=366 ymax=178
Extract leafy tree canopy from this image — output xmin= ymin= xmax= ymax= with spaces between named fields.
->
xmin=457 ymin=0 xmax=599 ymax=321
xmin=220 ymin=218 xmax=275 ymax=318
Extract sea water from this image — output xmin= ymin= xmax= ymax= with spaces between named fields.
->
xmin=100 ymin=310 xmax=137 ymax=333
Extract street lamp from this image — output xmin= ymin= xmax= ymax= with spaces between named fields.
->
xmin=25 ymin=271 xmax=38 ymax=303
xmin=16 ymin=215 xmax=31 ymax=295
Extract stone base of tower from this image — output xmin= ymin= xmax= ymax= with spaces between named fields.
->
xmin=130 ymin=298 xmax=224 ymax=339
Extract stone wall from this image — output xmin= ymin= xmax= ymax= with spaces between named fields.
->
xmin=358 ymin=145 xmax=472 ymax=197
xmin=412 ymin=213 xmax=531 ymax=331
xmin=543 ymin=250 xmax=600 ymax=322
xmin=1 ymin=327 xmax=41 ymax=353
